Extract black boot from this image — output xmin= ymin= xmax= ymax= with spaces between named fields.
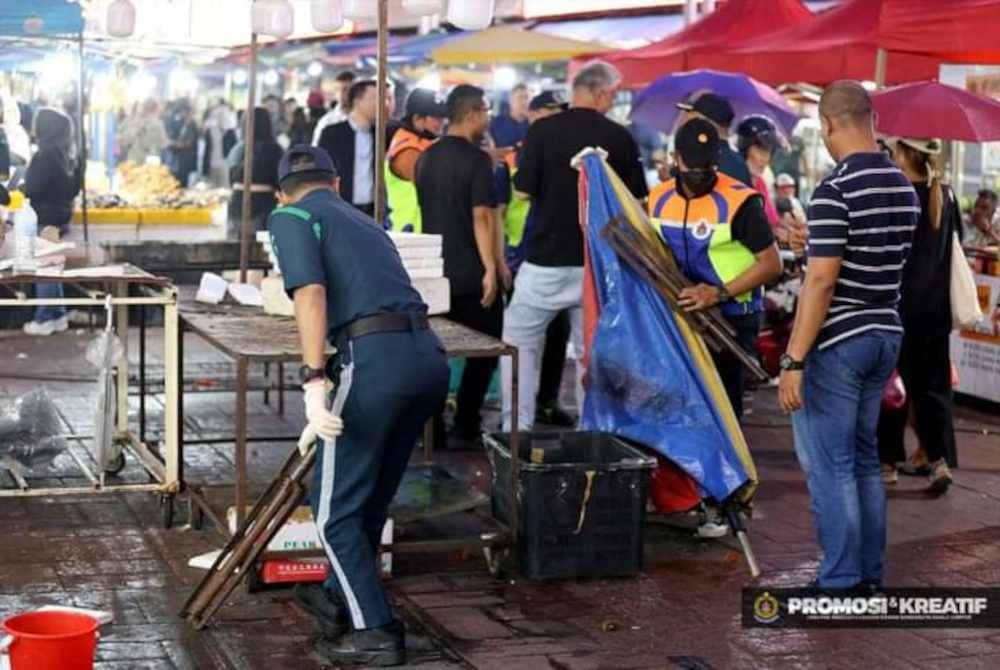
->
xmin=316 ymin=620 xmax=406 ymax=667
xmin=293 ymin=583 xmax=349 ymax=639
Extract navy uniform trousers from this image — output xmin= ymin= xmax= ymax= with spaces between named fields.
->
xmin=311 ymin=324 xmax=449 ymax=631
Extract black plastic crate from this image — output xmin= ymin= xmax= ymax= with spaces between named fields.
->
xmin=485 ymin=431 xmax=656 ymax=580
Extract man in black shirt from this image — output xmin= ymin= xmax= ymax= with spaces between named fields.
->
xmin=416 ymin=85 xmax=505 ymax=445
xmin=500 ymin=61 xmax=647 ymax=431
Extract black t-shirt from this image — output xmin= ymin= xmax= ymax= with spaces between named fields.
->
xmin=730 ymin=195 xmax=775 ymax=253
xmin=514 ymin=108 xmax=648 ymax=267
xmin=415 ymin=135 xmax=496 ymax=296
xmin=899 ymin=182 xmax=958 ymax=333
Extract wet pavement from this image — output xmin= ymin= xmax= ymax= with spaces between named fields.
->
xmin=1 ymin=325 xmax=999 ymax=669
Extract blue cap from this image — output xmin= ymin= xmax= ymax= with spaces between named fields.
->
xmin=278 ymin=145 xmax=339 ymax=185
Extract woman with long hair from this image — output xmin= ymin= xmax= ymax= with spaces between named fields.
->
xmin=225 ymin=107 xmax=283 ymax=240
xmin=22 ymin=107 xmax=81 ymax=335
xmin=877 ymin=138 xmax=959 ymax=492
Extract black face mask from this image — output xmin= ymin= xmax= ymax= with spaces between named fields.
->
xmin=679 ymin=169 xmax=716 ymax=197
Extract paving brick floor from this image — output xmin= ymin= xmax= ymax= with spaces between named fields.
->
xmin=1 ymin=326 xmax=999 ymax=669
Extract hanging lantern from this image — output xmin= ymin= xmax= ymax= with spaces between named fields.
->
xmin=402 ymin=0 xmax=442 ymax=17
xmin=252 ymin=0 xmax=295 ymax=39
xmin=106 ymin=0 xmax=136 ymax=38
xmin=447 ymin=0 xmax=495 ymax=30
xmin=342 ymin=0 xmax=377 ymax=22
xmin=311 ymin=0 xmax=344 ymax=33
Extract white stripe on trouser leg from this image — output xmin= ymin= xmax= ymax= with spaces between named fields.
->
xmin=315 ymin=344 xmax=366 ymax=628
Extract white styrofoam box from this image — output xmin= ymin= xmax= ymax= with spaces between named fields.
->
xmin=397 ymin=245 xmax=442 ymax=260
xmin=412 ymin=276 xmax=451 ymax=315
xmin=406 ymin=267 xmax=444 ymax=280
xmin=229 ymin=505 xmax=322 ymax=553
xmin=222 ymin=269 xmax=264 ymax=287
xmin=402 ymin=256 xmax=444 ymax=271
xmin=389 ymin=232 xmax=443 ymax=248
xmin=195 ymin=272 xmax=228 ymax=304
xmin=262 ymin=276 xmax=295 ymax=317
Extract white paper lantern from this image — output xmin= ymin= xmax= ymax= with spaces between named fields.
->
xmin=311 ymin=0 xmax=344 ymax=33
xmin=342 ymin=0 xmax=377 ymax=21
xmin=106 ymin=0 xmax=136 ymax=38
xmin=403 ymin=0 xmax=442 ymax=17
xmin=447 ymin=0 xmax=495 ymax=30
xmin=252 ymin=0 xmax=294 ymax=39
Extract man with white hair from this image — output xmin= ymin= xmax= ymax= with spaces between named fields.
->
xmin=500 ymin=61 xmax=648 ymax=431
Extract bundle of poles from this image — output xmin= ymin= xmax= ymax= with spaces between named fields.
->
xmin=601 ymin=215 xmax=771 ymax=384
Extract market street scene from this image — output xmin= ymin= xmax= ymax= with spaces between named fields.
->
xmin=1 ymin=1 xmax=1000 ymax=669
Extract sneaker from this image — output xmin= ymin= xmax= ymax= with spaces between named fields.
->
xmin=697 ymin=504 xmax=729 ymax=539
xmin=880 ymin=463 xmax=898 ymax=485
xmin=293 ymin=583 xmax=349 ymax=640
xmin=22 ymin=316 xmax=69 ymax=336
xmin=899 ymin=448 xmax=930 ymax=476
xmin=535 ymin=405 xmax=577 ymax=428
xmin=316 ymin=620 xmax=405 ymax=667
xmin=928 ymin=459 xmax=953 ymax=494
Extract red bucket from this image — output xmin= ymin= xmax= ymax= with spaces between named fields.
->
xmin=2 ymin=611 xmax=99 ymax=670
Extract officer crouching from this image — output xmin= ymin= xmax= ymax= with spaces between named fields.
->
xmin=267 ymin=145 xmax=449 ymax=666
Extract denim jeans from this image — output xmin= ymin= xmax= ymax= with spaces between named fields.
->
xmin=34 ymin=282 xmax=66 ymax=323
xmin=500 ymin=262 xmax=584 ymax=431
xmin=792 ymin=330 xmax=901 ymax=588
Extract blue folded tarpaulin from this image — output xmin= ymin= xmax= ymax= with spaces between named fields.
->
xmin=0 ymin=0 xmax=83 ymax=37
xmin=578 ymin=150 xmax=757 ymax=504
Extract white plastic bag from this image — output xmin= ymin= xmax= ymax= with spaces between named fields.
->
xmin=950 ymin=232 xmax=982 ymax=330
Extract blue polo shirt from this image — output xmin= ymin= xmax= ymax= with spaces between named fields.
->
xmin=267 ymin=187 xmax=426 ymax=343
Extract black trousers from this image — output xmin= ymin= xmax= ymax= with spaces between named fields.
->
xmin=448 ymin=294 xmax=504 ymax=437
xmin=711 ymin=313 xmax=761 ymax=421
xmin=537 ymin=310 xmax=571 ymax=409
xmin=877 ymin=329 xmax=957 ymax=467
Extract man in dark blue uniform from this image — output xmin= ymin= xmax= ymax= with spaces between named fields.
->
xmin=267 ymin=145 xmax=449 ymax=666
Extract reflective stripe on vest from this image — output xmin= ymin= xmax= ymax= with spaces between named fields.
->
xmin=647 ymin=173 xmax=762 ymax=316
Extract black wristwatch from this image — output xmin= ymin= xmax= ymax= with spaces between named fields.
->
xmin=299 ymin=365 xmax=326 ymax=385
xmin=716 ymin=285 xmax=731 ymax=304
xmin=779 ymin=353 xmax=805 ymax=371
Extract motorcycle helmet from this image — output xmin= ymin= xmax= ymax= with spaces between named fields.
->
xmin=736 ymin=115 xmax=780 ymax=158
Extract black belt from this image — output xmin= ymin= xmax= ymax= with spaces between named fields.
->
xmin=341 ymin=312 xmax=429 ymax=341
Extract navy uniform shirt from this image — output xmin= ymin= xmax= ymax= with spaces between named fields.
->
xmin=267 ymin=188 xmax=427 ymax=343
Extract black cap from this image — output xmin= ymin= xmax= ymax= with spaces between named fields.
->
xmin=405 ymin=88 xmax=448 ymax=118
xmin=676 ymin=93 xmax=735 ymax=129
xmin=278 ymin=145 xmax=338 ymax=185
xmin=529 ymin=91 xmax=568 ymax=112
xmin=675 ymin=118 xmax=721 ymax=170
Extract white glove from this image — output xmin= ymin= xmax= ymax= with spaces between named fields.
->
xmin=303 ymin=380 xmax=344 ymax=443
xmin=297 ymin=424 xmax=318 ymax=457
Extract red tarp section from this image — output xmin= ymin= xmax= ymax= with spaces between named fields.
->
xmin=583 ymin=0 xmax=814 ymax=89
xmin=694 ymin=0 xmax=940 ymax=86
xmin=878 ymin=0 xmax=1000 ymax=64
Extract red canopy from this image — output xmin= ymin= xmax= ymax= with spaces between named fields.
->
xmin=588 ymin=0 xmax=814 ymax=89
xmin=878 ymin=0 xmax=1000 ymax=64
xmin=695 ymin=0 xmax=940 ymax=86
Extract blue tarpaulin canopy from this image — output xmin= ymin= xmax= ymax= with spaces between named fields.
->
xmin=0 ymin=0 xmax=84 ymax=37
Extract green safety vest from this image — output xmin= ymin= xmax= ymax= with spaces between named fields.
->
xmin=385 ymin=160 xmax=422 ymax=233
xmin=504 ymin=161 xmax=530 ymax=249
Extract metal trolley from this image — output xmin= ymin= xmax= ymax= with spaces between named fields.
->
xmin=0 ymin=264 xmax=181 ymax=507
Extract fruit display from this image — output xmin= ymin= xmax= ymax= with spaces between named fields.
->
xmin=115 ymin=162 xmax=182 ymax=207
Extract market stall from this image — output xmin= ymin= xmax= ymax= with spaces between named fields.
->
xmin=952 ymin=250 xmax=1000 ymax=404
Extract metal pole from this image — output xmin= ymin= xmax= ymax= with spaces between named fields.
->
xmin=703 ymin=0 xmax=717 ymax=14
xmin=374 ymin=0 xmax=389 ymax=226
xmin=684 ymin=0 xmax=698 ymax=25
xmin=78 ymin=33 xmax=89 ymax=244
xmin=239 ymin=32 xmax=260 ymax=284
xmin=874 ymin=48 xmax=888 ymax=89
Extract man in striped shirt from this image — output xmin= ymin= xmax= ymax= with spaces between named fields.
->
xmin=778 ymin=81 xmax=918 ymax=592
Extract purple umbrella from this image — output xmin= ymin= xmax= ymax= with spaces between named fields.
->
xmin=631 ymin=69 xmax=800 ymax=137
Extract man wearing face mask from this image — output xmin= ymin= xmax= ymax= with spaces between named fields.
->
xmin=649 ymin=118 xmax=781 ymax=536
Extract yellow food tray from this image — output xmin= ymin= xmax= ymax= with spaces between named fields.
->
xmin=72 ymin=208 xmax=141 ymax=225
xmin=73 ymin=207 xmax=215 ymax=226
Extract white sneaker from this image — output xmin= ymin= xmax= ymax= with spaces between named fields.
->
xmin=928 ymin=459 xmax=953 ymax=494
xmin=697 ymin=504 xmax=729 ymax=539
xmin=23 ymin=316 xmax=69 ymax=336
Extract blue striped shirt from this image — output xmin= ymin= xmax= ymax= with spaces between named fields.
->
xmin=807 ymin=152 xmax=919 ymax=350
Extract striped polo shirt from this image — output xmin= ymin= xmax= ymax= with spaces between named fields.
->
xmin=807 ymin=152 xmax=919 ymax=350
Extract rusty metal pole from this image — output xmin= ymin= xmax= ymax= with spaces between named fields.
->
xmin=374 ymin=0 xmax=389 ymax=226
xmin=239 ymin=32 xmax=259 ymax=283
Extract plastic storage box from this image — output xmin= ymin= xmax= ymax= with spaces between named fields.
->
xmin=485 ymin=431 xmax=656 ymax=580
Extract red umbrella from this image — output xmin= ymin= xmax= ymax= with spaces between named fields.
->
xmin=871 ymin=81 xmax=1000 ymax=142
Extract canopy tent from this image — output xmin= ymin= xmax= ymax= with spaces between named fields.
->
xmin=694 ymin=0 xmax=941 ymax=86
xmin=582 ymin=0 xmax=814 ymax=89
xmin=532 ymin=13 xmax=685 ymax=50
xmin=877 ymin=0 xmax=1000 ymax=64
xmin=432 ymin=25 xmax=607 ymax=65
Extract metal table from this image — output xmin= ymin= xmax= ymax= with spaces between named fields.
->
xmin=175 ymin=289 xmax=520 ymax=552
xmin=0 ymin=264 xmax=181 ymax=504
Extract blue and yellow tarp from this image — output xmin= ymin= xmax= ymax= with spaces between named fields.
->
xmin=576 ymin=149 xmax=758 ymax=507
